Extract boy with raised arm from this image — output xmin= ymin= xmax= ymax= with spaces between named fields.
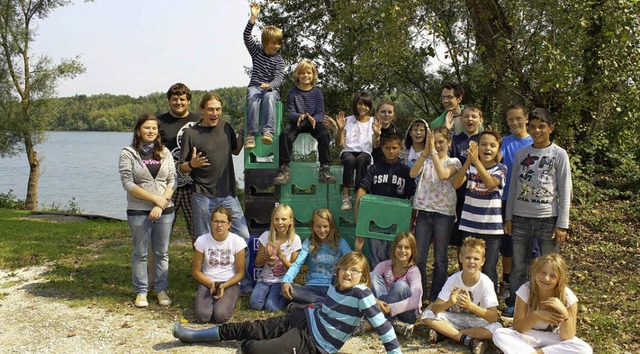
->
xmin=243 ymin=2 xmax=285 ymax=149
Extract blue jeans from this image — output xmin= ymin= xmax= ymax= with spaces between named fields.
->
xmin=370 ymin=273 xmax=418 ymax=323
xmin=249 ymin=282 xmax=287 ymax=312
xmin=191 ymin=193 xmax=249 ymax=240
xmin=508 ymin=215 xmax=559 ymax=307
xmin=246 ymin=86 xmax=280 ymax=135
xmin=369 ymin=239 xmax=391 ymax=270
xmin=128 ymin=212 xmax=174 ymax=294
xmin=415 ymin=210 xmax=454 ymax=302
xmin=465 ymin=232 xmax=501 ymax=293
xmin=290 ymin=284 xmax=329 ymax=305
xmin=191 ymin=192 xmax=252 ymax=290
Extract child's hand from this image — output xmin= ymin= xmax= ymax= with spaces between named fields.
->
xmin=372 ymin=117 xmax=382 ymax=136
xmin=260 ymin=83 xmax=271 ymax=90
xmin=541 ymin=297 xmax=567 ymax=317
xmin=467 ymin=141 xmax=479 ymax=165
xmin=209 ymin=282 xmax=218 ymax=295
xmin=503 ymin=220 xmax=512 ymax=235
xmin=250 ymin=2 xmax=260 ymax=19
xmin=457 ymin=289 xmax=472 ymax=309
xmin=307 ymin=113 xmax=316 ymax=129
xmin=281 ymin=282 xmax=294 ymax=300
xmin=336 ymin=111 xmax=346 ymax=129
xmin=445 ymin=111 xmax=455 ymax=131
xmin=213 ymin=285 xmax=225 ymax=300
xmin=534 ymin=309 xmax=565 ymax=326
xmin=449 ymin=287 xmax=461 ymax=305
xmin=376 ymin=299 xmax=391 ymax=314
xmin=354 ymin=236 xmax=365 ymax=253
xmin=553 ymin=227 xmax=567 ymax=243
xmin=426 ymin=129 xmax=435 ymax=155
xmin=323 ymin=115 xmax=338 ymax=134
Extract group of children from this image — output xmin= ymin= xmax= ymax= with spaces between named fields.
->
xmin=170 ymin=2 xmax=592 ymax=353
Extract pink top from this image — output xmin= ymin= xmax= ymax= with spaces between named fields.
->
xmin=372 ymin=260 xmax=423 ymax=316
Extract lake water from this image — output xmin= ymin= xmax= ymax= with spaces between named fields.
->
xmin=0 ymin=131 xmax=245 ymax=220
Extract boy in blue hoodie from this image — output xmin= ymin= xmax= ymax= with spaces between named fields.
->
xmin=355 ymin=132 xmax=416 ymax=268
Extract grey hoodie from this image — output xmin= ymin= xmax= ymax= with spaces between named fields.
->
xmin=119 ymin=146 xmax=176 ymax=211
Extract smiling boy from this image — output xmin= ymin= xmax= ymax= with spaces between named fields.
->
xmin=356 ymin=133 xmax=416 ymax=268
xmin=421 ymin=237 xmax=501 ymax=354
xmin=504 ymin=108 xmax=572 ymax=320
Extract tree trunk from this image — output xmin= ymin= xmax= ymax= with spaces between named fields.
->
xmin=24 ymin=134 xmax=39 ymax=210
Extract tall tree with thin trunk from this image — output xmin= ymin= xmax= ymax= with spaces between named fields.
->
xmin=0 ymin=0 xmax=86 ymax=210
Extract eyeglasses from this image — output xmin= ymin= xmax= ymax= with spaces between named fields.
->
xmin=341 ymin=268 xmax=363 ymax=275
xmin=441 ymin=95 xmax=456 ymax=100
xmin=212 ymin=220 xmax=229 ymax=225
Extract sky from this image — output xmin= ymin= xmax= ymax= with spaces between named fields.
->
xmin=32 ymin=0 xmax=253 ymax=98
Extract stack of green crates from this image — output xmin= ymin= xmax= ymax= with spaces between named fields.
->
xmin=280 ymin=161 xmax=324 ymax=241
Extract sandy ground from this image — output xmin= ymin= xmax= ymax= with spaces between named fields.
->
xmin=0 ymin=267 xmax=471 ymax=353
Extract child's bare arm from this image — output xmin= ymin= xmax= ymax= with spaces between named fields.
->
xmin=430 ymin=288 xmax=458 ymax=314
xmin=451 ymin=158 xmax=470 ymax=189
xmin=473 ymin=158 xmax=501 ymax=190
xmin=456 ymin=289 xmax=499 ymax=322
xmin=558 ymin=302 xmax=578 ymax=340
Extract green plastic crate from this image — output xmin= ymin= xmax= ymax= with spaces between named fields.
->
xmin=244 ymin=133 xmax=280 ymax=169
xmin=355 ymin=194 xmax=412 ymax=241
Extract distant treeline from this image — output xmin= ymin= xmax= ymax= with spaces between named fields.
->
xmin=52 ymin=87 xmax=248 ymax=132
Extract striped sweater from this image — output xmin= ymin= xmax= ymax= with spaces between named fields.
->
xmin=243 ymin=21 xmax=285 ymax=91
xmin=459 ymin=163 xmax=507 ymax=234
xmin=307 ymin=284 xmax=401 ymax=354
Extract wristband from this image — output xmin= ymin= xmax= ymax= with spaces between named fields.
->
xmin=430 ymin=151 xmax=438 ymax=156
xmin=188 ymin=160 xmax=194 ymax=169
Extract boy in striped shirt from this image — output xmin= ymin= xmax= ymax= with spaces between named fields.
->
xmin=243 ymin=2 xmax=285 ymax=149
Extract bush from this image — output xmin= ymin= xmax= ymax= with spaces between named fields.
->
xmin=0 ymin=190 xmax=24 ymax=209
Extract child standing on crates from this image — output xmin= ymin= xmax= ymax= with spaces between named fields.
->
xmin=249 ymin=204 xmax=302 ymax=312
xmin=355 ymin=132 xmax=416 ymax=269
xmin=280 ymin=209 xmax=355 ymax=310
xmin=173 ymin=252 xmax=401 ymax=354
xmin=335 ymin=91 xmax=375 ymax=211
xmin=273 ymin=59 xmax=336 ymax=185
xmin=243 ymin=2 xmax=285 ymax=149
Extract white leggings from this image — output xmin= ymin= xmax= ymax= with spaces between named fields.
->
xmin=493 ymin=327 xmax=592 ymax=354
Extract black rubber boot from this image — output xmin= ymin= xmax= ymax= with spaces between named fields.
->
xmin=172 ymin=323 xmax=220 ymax=343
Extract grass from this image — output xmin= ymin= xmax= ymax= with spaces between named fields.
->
xmin=0 ymin=203 xmax=639 ymax=352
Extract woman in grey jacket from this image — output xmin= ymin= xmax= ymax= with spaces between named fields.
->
xmin=119 ymin=114 xmax=176 ymax=308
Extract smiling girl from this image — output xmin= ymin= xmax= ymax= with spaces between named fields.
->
xmin=249 ymin=204 xmax=302 ymax=312
xmin=452 ymin=130 xmax=507 ymax=290
xmin=119 ymin=114 xmax=176 ymax=308
xmin=192 ymin=206 xmax=247 ymax=323
xmin=173 ymin=252 xmax=401 ymax=353
xmin=492 ymin=254 xmax=592 ymax=354
xmin=281 ymin=209 xmax=354 ymax=309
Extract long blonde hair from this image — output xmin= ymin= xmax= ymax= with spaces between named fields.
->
xmin=528 ymin=253 xmax=568 ymax=313
xmin=268 ymin=204 xmax=296 ymax=246
xmin=309 ymin=209 xmax=340 ymax=255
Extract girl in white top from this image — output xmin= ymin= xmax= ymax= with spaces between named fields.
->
xmin=410 ymin=126 xmax=462 ymax=303
xmin=249 ymin=204 xmax=302 ymax=312
xmin=335 ymin=91 xmax=375 ymax=210
xmin=492 ymin=254 xmax=593 ymax=354
xmin=193 ymin=206 xmax=247 ymax=323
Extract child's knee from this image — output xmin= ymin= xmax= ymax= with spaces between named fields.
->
xmin=195 ymin=309 xmax=212 ymax=323
xmin=212 ymin=310 xmax=232 ymax=324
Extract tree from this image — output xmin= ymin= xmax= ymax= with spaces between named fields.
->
xmin=0 ymin=0 xmax=87 ymax=210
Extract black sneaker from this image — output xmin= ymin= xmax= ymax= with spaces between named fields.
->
xmin=391 ymin=320 xmax=414 ymax=338
xmin=286 ymin=302 xmax=309 ymax=312
xmin=273 ymin=165 xmax=291 ymax=185
xmin=318 ymin=164 xmax=336 ymax=184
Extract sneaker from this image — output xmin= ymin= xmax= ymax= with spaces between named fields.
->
xmin=340 ymin=196 xmax=352 ymax=211
xmin=261 ymin=131 xmax=273 ymax=145
xmin=318 ymin=164 xmax=337 ymax=184
xmin=468 ymin=338 xmax=485 ymax=354
xmin=157 ymin=291 xmax=172 ymax=306
xmin=134 ymin=293 xmax=148 ymax=308
xmin=273 ymin=165 xmax=291 ymax=185
xmin=428 ymin=328 xmax=446 ymax=343
xmin=244 ymin=135 xmax=256 ymax=149
xmin=502 ymin=306 xmax=514 ymax=318
xmin=498 ymin=282 xmax=510 ymax=300
xmin=391 ymin=320 xmax=414 ymax=338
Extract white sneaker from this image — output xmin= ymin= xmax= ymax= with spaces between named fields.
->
xmin=134 ymin=293 xmax=148 ymax=308
xmin=157 ymin=291 xmax=172 ymax=306
xmin=340 ymin=196 xmax=352 ymax=211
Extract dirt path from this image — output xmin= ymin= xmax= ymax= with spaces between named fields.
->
xmin=0 ymin=266 xmax=466 ymax=353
